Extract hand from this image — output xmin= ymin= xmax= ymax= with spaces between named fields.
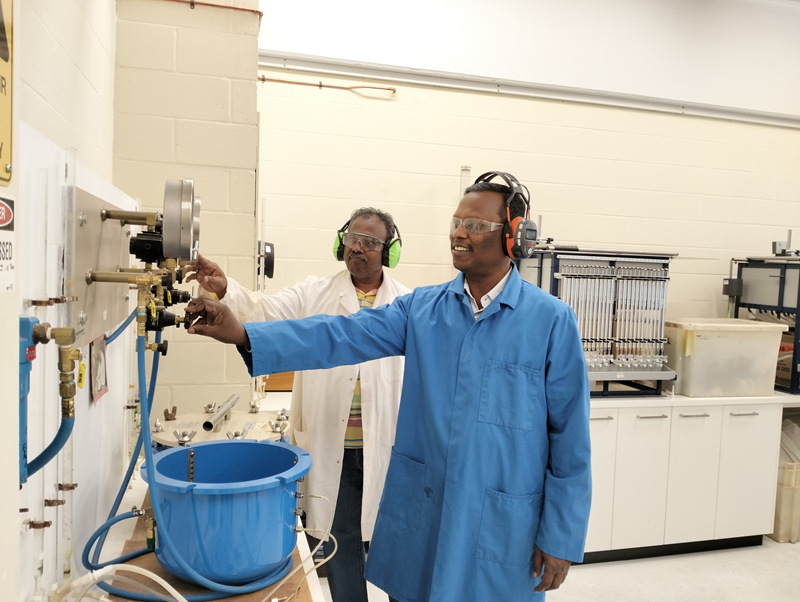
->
xmin=533 ymin=548 xmax=571 ymax=593
xmin=185 ymin=297 xmax=249 ymax=347
xmin=185 ymin=254 xmax=228 ymax=299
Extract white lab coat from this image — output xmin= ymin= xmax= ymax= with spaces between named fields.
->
xmin=220 ymin=270 xmax=410 ymax=539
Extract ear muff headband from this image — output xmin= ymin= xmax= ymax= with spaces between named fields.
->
xmin=333 ymin=219 xmax=403 ymax=268
xmin=472 ymin=171 xmax=536 ymax=258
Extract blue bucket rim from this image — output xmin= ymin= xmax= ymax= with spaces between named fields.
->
xmin=141 ymin=439 xmax=311 ymax=495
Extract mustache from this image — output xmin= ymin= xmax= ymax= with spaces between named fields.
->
xmin=348 ymin=252 xmax=368 ymax=262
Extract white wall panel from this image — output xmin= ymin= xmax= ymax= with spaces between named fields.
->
xmin=259 ymin=0 xmax=800 ymax=119
xmin=256 ymin=66 xmax=800 ymax=318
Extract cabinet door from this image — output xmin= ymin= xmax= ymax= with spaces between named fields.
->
xmin=584 ymin=408 xmax=618 ymax=552
xmin=715 ymin=403 xmax=783 ymax=539
xmin=611 ymin=406 xmax=672 ymax=549
xmin=664 ymin=406 xmax=723 ymax=544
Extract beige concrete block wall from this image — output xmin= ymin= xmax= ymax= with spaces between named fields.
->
xmin=19 ymin=0 xmax=117 ymax=179
xmin=256 ymin=66 xmax=800 ymax=319
xmin=114 ymin=0 xmax=260 ymax=419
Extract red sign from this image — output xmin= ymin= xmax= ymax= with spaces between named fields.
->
xmin=0 ymin=199 xmax=11 ymax=227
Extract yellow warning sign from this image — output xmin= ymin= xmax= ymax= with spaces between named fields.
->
xmin=0 ymin=0 xmax=11 ymax=186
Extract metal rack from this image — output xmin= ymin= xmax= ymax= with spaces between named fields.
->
xmin=729 ymin=255 xmax=800 ymax=394
xmin=519 ymin=247 xmax=677 ymax=396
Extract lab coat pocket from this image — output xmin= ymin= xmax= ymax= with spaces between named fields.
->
xmin=292 ymin=427 xmax=312 ymax=455
xmin=379 ymin=450 xmax=426 ymax=529
xmin=475 ymin=488 xmax=543 ymax=566
xmin=478 ymin=360 xmax=540 ymax=430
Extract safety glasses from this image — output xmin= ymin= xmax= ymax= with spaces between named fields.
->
xmin=343 ymin=232 xmax=385 ymax=251
xmin=450 ymin=217 xmax=505 ymax=235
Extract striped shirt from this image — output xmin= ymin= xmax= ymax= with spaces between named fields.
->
xmin=344 ymin=288 xmax=378 ymax=448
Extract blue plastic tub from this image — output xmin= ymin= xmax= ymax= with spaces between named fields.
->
xmin=142 ymin=439 xmax=311 ymax=585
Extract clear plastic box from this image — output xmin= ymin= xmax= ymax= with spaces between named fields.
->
xmin=768 ymin=462 xmax=800 ymax=544
xmin=664 ymin=318 xmax=787 ymax=397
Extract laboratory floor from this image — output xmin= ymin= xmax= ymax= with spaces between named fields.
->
xmin=319 ymin=538 xmax=800 ymax=602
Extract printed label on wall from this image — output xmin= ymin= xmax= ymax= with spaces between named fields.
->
xmin=0 ymin=0 xmax=11 ymax=185
xmin=0 ymin=197 xmax=14 ymax=290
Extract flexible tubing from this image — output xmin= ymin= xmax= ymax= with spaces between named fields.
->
xmin=89 ymin=331 xmax=162 ymax=568
xmin=95 ymin=336 xmax=289 ymax=599
xmin=82 ymin=512 xmax=150 ymax=571
xmin=26 ymin=417 xmax=74 ymax=479
xmin=107 ymin=309 xmax=137 ymax=345
xmin=59 ymin=564 xmax=191 ymax=602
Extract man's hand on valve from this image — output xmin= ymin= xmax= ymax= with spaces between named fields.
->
xmin=185 ymin=254 xmax=228 ymax=299
xmin=185 ymin=297 xmax=250 ymax=347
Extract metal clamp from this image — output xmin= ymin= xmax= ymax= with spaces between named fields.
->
xmin=44 ymin=499 xmax=65 ymax=507
xmin=226 ymin=430 xmax=249 ymax=440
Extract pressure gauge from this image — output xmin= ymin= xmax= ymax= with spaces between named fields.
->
xmin=162 ymin=179 xmax=200 ymax=261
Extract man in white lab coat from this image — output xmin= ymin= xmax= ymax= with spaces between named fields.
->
xmin=185 ymin=208 xmax=409 ymax=602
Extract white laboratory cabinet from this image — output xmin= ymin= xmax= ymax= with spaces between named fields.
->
xmin=585 ymin=395 xmax=783 ymax=554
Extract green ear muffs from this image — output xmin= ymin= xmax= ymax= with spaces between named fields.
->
xmin=333 ymin=230 xmax=346 ymax=261
xmin=383 ymin=238 xmax=401 ymax=268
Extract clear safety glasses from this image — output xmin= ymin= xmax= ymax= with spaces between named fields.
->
xmin=343 ymin=232 xmax=385 ymax=251
xmin=450 ymin=217 xmax=505 ymax=235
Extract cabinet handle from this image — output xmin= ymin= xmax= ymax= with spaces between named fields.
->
xmin=590 ymin=416 xmax=615 ymax=421
xmin=679 ymin=413 xmax=710 ymax=418
xmin=636 ymin=414 xmax=669 ymax=420
xmin=730 ymin=411 xmax=759 ymax=417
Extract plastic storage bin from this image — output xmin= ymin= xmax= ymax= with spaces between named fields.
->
xmin=768 ymin=462 xmax=800 ymax=544
xmin=664 ymin=318 xmax=787 ymax=397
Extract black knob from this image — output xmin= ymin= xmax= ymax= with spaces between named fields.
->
xmin=156 ymin=341 xmax=168 ymax=356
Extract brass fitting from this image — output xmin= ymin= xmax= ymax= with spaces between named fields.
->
xmin=61 ymin=398 xmax=75 ymax=419
xmin=52 ymin=328 xmax=76 ymax=347
xmin=31 ymin=324 xmax=76 ymax=347
xmin=32 ymin=323 xmax=51 ymax=345
xmin=58 ymin=346 xmax=80 ymax=374
xmin=86 ymin=271 xmax=162 ymax=286
xmin=101 ymin=209 xmax=159 ymax=228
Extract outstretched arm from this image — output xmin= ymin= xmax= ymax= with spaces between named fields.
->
xmin=185 ymin=297 xmax=249 ymax=346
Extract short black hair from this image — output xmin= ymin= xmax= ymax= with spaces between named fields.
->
xmin=348 ymin=207 xmax=396 ymax=242
xmin=463 ymin=182 xmax=526 ymax=221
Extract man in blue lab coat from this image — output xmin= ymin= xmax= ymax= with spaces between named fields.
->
xmin=186 ymin=172 xmax=592 ymax=601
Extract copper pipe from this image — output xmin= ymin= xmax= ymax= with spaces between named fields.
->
xmin=159 ymin=0 xmax=263 ymax=26
xmin=258 ymin=76 xmax=396 ymax=95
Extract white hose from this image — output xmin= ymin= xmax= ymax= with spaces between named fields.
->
xmin=52 ymin=564 xmax=190 ymax=602
xmin=258 ymin=494 xmax=336 ymax=602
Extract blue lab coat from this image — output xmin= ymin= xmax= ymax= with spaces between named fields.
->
xmin=239 ymin=267 xmax=591 ymax=602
